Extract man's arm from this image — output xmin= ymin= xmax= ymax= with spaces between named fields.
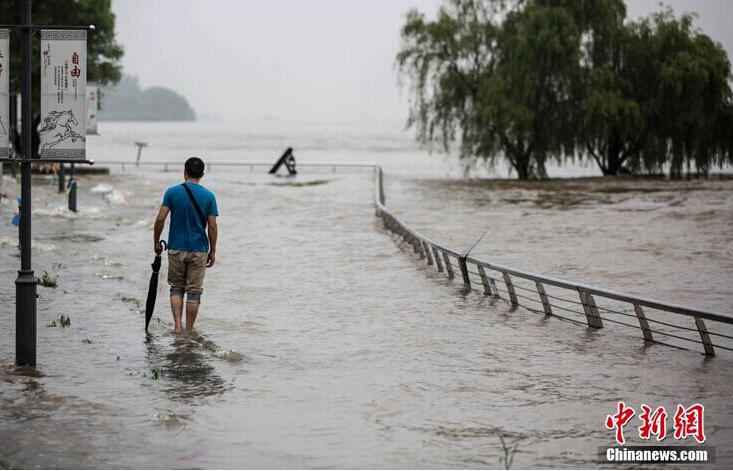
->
xmin=207 ymin=215 xmax=217 ymax=267
xmin=153 ymin=206 xmax=170 ymax=253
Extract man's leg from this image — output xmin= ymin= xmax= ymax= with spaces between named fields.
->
xmin=167 ymin=250 xmax=186 ymax=334
xmin=185 ymin=294 xmax=201 ymax=331
xmin=184 ymin=252 xmax=207 ymax=333
xmin=170 ymin=289 xmax=185 ymax=334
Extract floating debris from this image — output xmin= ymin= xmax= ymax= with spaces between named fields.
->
xmin=37 ymin=271 xmax=57 ymax=288
xmin=48 ymin=314 xmax=71 ymax=328
xmin=213 ymin=349 xmax=245 ymax=363
xmin=81 ymin=338 xmax=93 ymax=344
xmin=118 ymin=294 xmax=142 ymax=312
xmin=150 ymin=367 xmax=164 ymax=380
xmin=497 ymin=431 xmax=521 ymax=470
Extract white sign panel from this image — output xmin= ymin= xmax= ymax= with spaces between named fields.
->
xmin=86 ymin=83 xmax=98 ymax=135
xmin=39 ymin=30 xmax=87 ymax=159
xmin=0 ymin=30 xmax=9 ymax=157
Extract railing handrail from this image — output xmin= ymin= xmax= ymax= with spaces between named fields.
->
xmin=94 ymin=159 xmax=378 ymax=168
xmin=370 ymin=165 xmax=733 ymax=356
xmin=462 ymin=256 xmax=732 ymax=324
xmin=371 ymin=167 xmax=732 ymax=324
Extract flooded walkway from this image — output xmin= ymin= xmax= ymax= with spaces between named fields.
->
xmin=1 ymin=169 xmax=732 ymax=468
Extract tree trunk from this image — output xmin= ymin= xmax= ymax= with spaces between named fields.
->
xmin=512 ymin=154 xmax=532 ymax=180
xmin=603 ymin=127 xmax=624 ymax=176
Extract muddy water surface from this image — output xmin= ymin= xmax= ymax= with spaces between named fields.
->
xmin=0 ymin=122 xmax=732 ymax=468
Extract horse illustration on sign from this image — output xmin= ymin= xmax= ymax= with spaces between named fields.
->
xmin=39 ymin=110 xmax=85 ymax=149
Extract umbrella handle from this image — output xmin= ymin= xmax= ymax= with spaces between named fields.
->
xmin=159 ymin=240 xmax=167 ymax=251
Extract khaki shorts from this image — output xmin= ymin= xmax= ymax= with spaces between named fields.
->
xmin=168 ymin=250 xmax=207 ymax=296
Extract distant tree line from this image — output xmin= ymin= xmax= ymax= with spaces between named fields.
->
xmin=397 ymin=0 xmax=733 ymax=179
xmin=99 ymin=75 xmax=196 ymax=122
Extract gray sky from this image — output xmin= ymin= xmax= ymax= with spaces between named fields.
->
xmin=112 ymin=0 xmax=733 ymax=123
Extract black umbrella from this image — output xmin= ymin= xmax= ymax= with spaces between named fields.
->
xmin=145 ymin=240 xmax=167 ymax=332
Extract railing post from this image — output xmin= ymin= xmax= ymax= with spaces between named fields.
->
xmin=477 ymin=265 xmax=491 ymax=296
xmin=488 ymin=277 xmax=498 ymax=297
xmin=633 ymin=304 xmax=653 ymax=342
xmin=414 ymin=238 xmax=424 ymax=259
xmin=458 ymin=259 xmax=471 ymax=287
xmin=443 ymin=252 xmax=454 ymax=280
xmin=407 ymin=234 xmax=414 ymax=251
xmin=68 ymin=179 xmax=77 ymax=213
xmin=458 ymin=232 xmax=487 ymax=289
xmin=433 ymin=246 xmax=443 ymax=273
xmin=57 ymin=164 xmax=65 ymax=193
xmin=535 ymin=281 xmax=552 ymax=316
xmin=694 ymin=317 xmax=715 ymax=356
xmin=587 ymin=293 xmax=602 ymax=328
xmin=377 ymin=167 xmax=385 ymax=205
xmin=502 ymin=273 xmax=518 ymax=305
xmin=579 ymin=290 xmax=593 ymax=326
xmin=422 ymin=241 xmax=433 ymax=265
xmin=400 ymin=227 xmax=409 ymax=246
xmin=578 ymin=289 xmax=603 ymax=328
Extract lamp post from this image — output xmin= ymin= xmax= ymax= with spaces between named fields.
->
xmin=15 ymin=0 xmax=36 ymax=367
xmin=0 ymin=1 xmax=94 ymax=367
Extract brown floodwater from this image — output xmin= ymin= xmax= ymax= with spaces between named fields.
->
xmin=0 ymin=122 xmax=731 ymax=468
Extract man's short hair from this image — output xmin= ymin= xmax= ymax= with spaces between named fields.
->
xmin=185 ymin=157 xmax=205 ymax=179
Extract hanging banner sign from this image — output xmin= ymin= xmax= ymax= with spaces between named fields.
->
xmin=86 ymin=83 xmax=98 ymax=135
xmin=0 ymin=30 xmax=9 ymax=157
xmin=39 ymin=29 xmax=87 ymax=159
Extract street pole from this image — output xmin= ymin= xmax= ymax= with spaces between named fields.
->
xmin=16 ymin=0 xmax=36 ymax=367
xmin=57 ymin=163 xmax=65 ymax=193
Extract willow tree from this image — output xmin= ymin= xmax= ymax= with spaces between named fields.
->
xmin=483 ymin=2 xmax=581 ymax=178
xmin=396 ymin=0 xmax=501 ymax=173
xmin=630 ymin=9 xmax=732 ymax=176
xmin=567 ymin=0 xmax=647 ymax=175
xmin=573 ymin=4 xmax=732 ymax=176
xmin=397 ymin=0 xmax=581 ymax=179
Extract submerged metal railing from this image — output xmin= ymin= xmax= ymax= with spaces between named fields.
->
xmin=94 ymin=160 xmax=377 ymax=173
xmin=95 ymin=159 xmax=733 ymax=356
xmin=372 ymin=166 xmax=733 ymax=357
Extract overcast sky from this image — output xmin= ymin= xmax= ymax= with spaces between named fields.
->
xmin=112 ymin=0 xmax=733 ymax=124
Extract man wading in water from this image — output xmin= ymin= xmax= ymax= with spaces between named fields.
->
xmin=153 ymin=157 xmax=219 ymax=334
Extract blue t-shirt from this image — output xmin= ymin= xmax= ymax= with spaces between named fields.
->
xmin=162 ymin=182 xmax=219 ymax=253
